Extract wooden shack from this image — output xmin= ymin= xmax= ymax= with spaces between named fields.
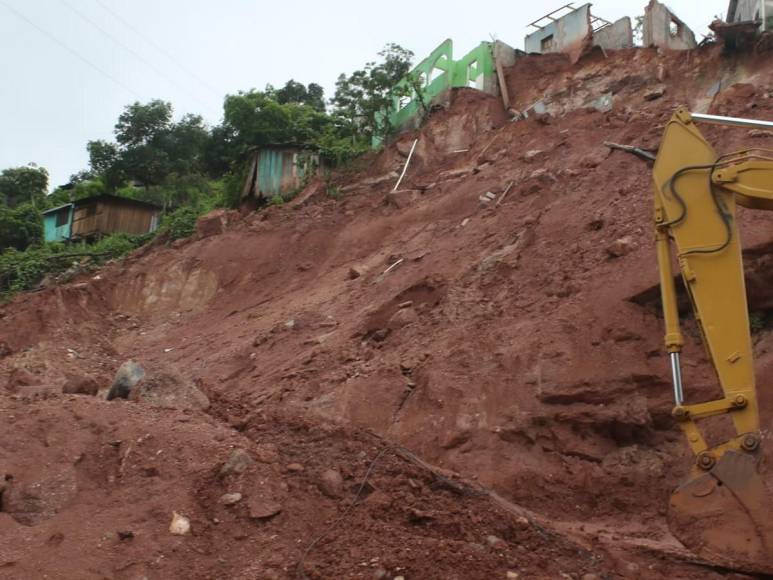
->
xmin=42 ymin=195 xmax=161 ymax=243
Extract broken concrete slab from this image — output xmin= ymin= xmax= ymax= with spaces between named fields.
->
xmin=643 ymin=0 xmax=697 ymax=50
xmin=525 ymin=4 xmax=633 ymax=61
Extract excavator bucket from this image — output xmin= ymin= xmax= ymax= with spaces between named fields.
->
xmin=668 ymin=451 xmax=773 ymax=574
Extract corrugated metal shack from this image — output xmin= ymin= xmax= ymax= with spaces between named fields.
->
xmin=42 ymin=194 xmax=161 ymax=243
xmin=241 ymin=145 xmax=319 ymax=203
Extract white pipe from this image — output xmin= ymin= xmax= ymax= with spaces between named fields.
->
xmin=692 ymin=112 xmax=773 ymax=130
xmin=392 ymin=139 xmax=418 ymax=192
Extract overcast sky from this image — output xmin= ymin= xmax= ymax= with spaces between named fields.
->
xmin=0 ymin=0 xmax=730 ymax=189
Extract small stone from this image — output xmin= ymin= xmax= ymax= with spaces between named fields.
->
xmin=485 ymin=534 xmax=504 ymax=548
xmin=581 ymin=574 xmax=600 ymax=580
xmin=394 ymin=577 xmax=405 ymax=580
xmin=219 ymin=492 xmax=243 ymax=506
xmin=169 ymin=512 xmax=190 ymax=535
xmin=522 ymin=149 xmax=544 ymax=162
xmin=219 ymin=449 xmax=253 ymax=478
xmin=247 ymin=497 xmax=282 ymax=519
xmin=606 ymin=236 xmax=636 ymax=258
xmin=506 ymin=573 xmax=520 ymax=579
xmin=117 ymin=530 xmax=134 ymax=541
xmin=397 ymin=300 xmax=413 ymax=309
xmin=286 ymin=463 xmax=305 ymax=472
xmin=348 ymin=267 xmax=363 ymax=280
xmin=318 ymin=469 xmax=344 ymax=498
xmin=643 ymin=86 xmax=666 ymax=101
xmin=373 ymin=568 xmax=388 ymax=579
xmin=515 ymin=516 xmax=530 ymax=529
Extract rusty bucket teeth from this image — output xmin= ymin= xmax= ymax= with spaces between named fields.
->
xmin=668 ymin=450 xmax=773 ymax=574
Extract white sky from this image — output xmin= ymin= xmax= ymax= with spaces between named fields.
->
xmin=0 ymin=0 xmax=730 ymax=189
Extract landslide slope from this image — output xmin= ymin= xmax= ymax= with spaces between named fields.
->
xmin=3 ymin=45 xmax=773 ymax=579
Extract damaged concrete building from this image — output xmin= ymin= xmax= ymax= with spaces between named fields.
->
xmin=727 ymin=0 xmax=773 ymax=31
xmin=643 ymin=0 xmax=697 ymax=50
xmin=524 ymin=4 xmax=633 ymax=60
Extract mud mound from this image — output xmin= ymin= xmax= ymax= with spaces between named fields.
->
xmin=3 ymin=44 xmax=773 ymax=578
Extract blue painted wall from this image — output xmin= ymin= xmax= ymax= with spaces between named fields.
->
xmin=43 ymin=205 xmax=73 ymax=243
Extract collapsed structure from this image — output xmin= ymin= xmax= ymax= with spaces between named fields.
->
xmin=378 ymin=0 xmax=773 ymax=140
xmin=379 ymin=1 xmax=706 ymax=139
xmin=524 ymin=4 xmax=633 ymax=60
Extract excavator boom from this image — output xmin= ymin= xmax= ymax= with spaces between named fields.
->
xmin=653 ymin=108 xmax=773 ymax=573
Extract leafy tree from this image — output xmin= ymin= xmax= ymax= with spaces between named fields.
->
xmin=90 ymin=102 xmax=210 ymax=190
xmin=0 ymin=165 xmax=49 ymax=208
xmin=222 ymin=90 xmax=333 ymax=157
xmin=331 ymin=43 xmax=414 ymax=141
xmin=0 ymin=203 xmax=42 ymax=251
xmin=115 ymin=100 xmax=173 ymax=147
xmin=267 ymin=80 xmax=326 ymax=112
xmin=87 ymin=140 xmax=123 ymax=190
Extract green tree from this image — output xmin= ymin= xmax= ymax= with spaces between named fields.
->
xmin=267 ymin=80 xmax=326 ymax=112
xmin=0 ymin=203 xmax=42 ymax=250
xmin=115 ymin=99 xmax=173 ymax=147
xmin=0 ymin=165 xmax=49 ymax=208
xmin=331 ymin=43 xmax=414 ymax=142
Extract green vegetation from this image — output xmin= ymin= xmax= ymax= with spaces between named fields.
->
xmin=0 ymin=233 xmax=149 ymax=299
xmin=0 ymin=44 xmax=417 ymax=299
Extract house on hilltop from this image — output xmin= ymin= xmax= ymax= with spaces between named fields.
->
xmin=42 ymin=194 xmax=160 ymax=243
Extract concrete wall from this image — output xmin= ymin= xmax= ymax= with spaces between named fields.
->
xmin=728 ymin=0 xmax=773 ymax=29
xmin=594 ymin=17 xmax=634 ymax=50
xmin=525 ymin=6 xmax=632 ymax=58
xmin=525 ymin=4 xmax=592 ymax=55
xmin=643 ymin=0 xmax=697 ymax=50
xmin=730 ymin=0 xmax=762 ymax=22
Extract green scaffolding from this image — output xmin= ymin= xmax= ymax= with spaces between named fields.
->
xmin=373 ymin=39 xmax=495 ymax=147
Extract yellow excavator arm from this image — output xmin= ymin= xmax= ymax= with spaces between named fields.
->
xmin=653 ymin=107 xmax=773 ymax=573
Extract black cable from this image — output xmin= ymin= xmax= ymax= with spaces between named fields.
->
xmin=0 ymin=0 xmax=142 ymax=99
xmin=661 ymin=161 xmax=734 ymax=256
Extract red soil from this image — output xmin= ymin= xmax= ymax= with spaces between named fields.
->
xmin=3 ymin=44 xmax=773 ymax=579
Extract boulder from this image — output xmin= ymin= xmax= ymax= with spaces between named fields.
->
xmin=129 ymin=366 xmax=210 ymax=411
xmin=106 ymin=360 xmax=145 ymax=400
xmin=196 ymin=209 xmax=229 ymax=239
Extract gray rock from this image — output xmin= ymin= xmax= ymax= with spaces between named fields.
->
xmin=107 ymin=360 xmax=145 ymax=400
xmin=219 ymin=449 xmax=253 ymax=478
xmin=643 ymin=86 xmax=666 ymax=101
xmin=129 ymin=366 xmax=209 ymax=411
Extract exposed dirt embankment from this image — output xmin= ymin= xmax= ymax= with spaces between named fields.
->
xmin=3 ymin=45 xmax=773 ymax=579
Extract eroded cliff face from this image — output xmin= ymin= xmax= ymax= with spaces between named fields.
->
xmin=2 ymin=45 xmax=773 ymax=579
